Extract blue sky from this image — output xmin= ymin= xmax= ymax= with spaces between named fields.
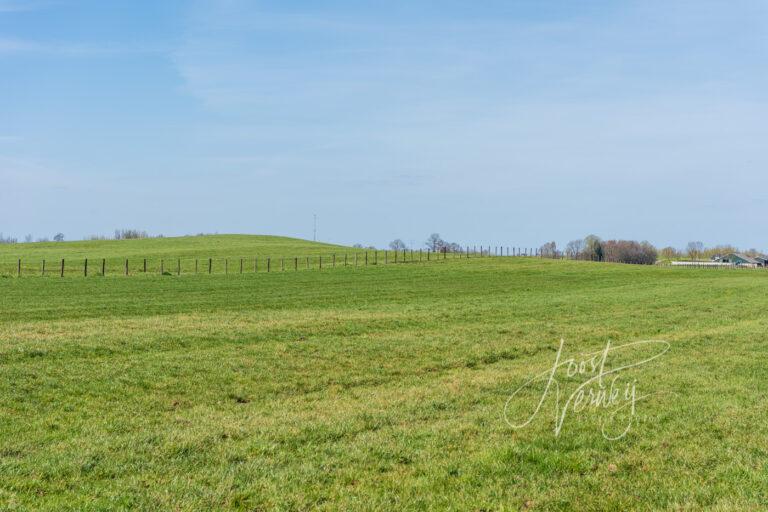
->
xmin=2 ymin=0 xmax=767 ymax=250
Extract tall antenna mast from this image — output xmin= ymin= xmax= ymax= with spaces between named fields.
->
xmin=313 ymin=214 xmax=317 ymax=241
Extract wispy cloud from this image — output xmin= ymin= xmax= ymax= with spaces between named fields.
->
xmin=0 ymin=0 xmax=53 ymax=12
xmin=0 ymin=37 xmax=168 ymax=56
xmin=173 ymin=0 xmax=768 ymax=121
xmin=0 ymin=156 xmax=74 ymax=189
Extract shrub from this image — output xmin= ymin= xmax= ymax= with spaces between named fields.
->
xmin=601 ymin=240 xmax=657 ymax=265
xmin=114 ymin=229 xmax=149 ymax=240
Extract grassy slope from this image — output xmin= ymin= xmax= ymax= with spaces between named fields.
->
xmin=0 ymin=256 xmax=767 ymax=510
xmin=0 ymin=235 xmax=369 ymax=276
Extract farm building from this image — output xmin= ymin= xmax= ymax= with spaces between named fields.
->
xmin=711 ymin=253 xmax=765 ymax=267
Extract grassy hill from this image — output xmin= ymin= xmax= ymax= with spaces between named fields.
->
xmin=1 ymin=252 xmax=767 ymax=509
xmin=0 ymin=234 xmax=370 ymax=276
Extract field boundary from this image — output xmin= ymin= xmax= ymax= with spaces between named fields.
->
xmin=4 ymin=246 xmax=536 ymax=278
xmin=6 ymin=245 xmax=767 ymax=278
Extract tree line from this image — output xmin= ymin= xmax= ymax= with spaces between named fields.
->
xmin=554 ymin=235 xmax=658 ymax=265
xmin=0 ymin=229 xmax=160 ymax=244
xmin=386 ymin=233 xmax=463 ymax=253
xmin=543 ymin=238 xmax=764 ymax=264
xmin=381 ymin=233 xmax=660 ymax=265
xmin=0 ymin=232 xmax=64 ymax=244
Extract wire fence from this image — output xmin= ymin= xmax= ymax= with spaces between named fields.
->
xmin=2 ymin=246 xmax=548 ymax=278
xmin=5 ymin=246 xmax=764 ymax=278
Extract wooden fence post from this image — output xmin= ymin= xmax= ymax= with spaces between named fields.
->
xmin=143 ymin=258 xmax=147 ymax=273
xmin=61 ymin=258 xmax=64 ymax=277
xmin=240 ymin=258 xmax=243 ymax=274
xmin=365 ymin=252 xmax=368 ymax=266
xmin=295 ymin=257 xmax=298 ymax=271
xmin=319 ymin=256 xmax=322 ymax=270
xmin=42 ymin=259 xmax=45 ymax=276
xmin=125 ymin=259 xmax=128 ymax=276
xmin=178 ymin=258 xmax=181 ymax=276
xmin=84 ymin=258 xmax=88 ymax=277
xmin=225 ymin=259 xmax=228 ymax=274
xmin=18 ymin=258 xmax=21 ymax=277
xmin=267 ymin=257 xmax=271 ymax=272
xmin=102 ymin=258 xmax=106 ymax=276
xmin=195 ymin=259 xmax=199 ymax=274
xmin=306 ymin=256 xmax=310 ymax=269
xmin=333 ymin=254 xmax=336 ymax=267
xmin=208 ymin=258 xmax=212 ymax=274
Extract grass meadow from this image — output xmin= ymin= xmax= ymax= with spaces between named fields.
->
xmin=0 ymin=236 xmax=766 ymax=510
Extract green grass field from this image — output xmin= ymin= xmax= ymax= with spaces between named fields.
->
xmin=1 ymin=236 xmax=766 ymax=510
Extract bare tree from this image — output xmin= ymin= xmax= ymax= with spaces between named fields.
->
xmin=659 ymin=246 xmax=679 ymax=260
xmin=425 ymin=233 xmax=444 ymax=251
xmin=703 ymin=245 xmax=738 ymax=259
xmin=114 ymin=229 xmax=148 ymax=240
xmin=539 ymin=241 xmax=557 ymax=258
xmin=565 ymin=239 xmax=585 ymax=259
xmin=686 ymin=241 xmax=704 ymax=261
xmin=389 ymin=239 xmax=407 ymax=251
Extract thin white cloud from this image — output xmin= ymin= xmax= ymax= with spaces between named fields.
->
xmin=0 ymin=0 xmax=51 ymax=12
xmin=0 ymin=156 xmax=75 ymax=189
xmin=0 ymin=37 xmax=168 ymax=56
xmin=173 ymin=0 xmax=767 ymax=122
